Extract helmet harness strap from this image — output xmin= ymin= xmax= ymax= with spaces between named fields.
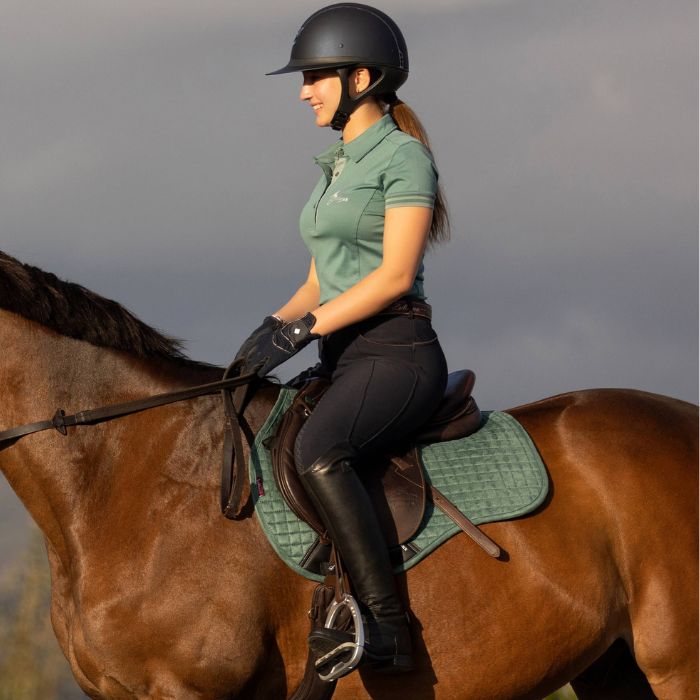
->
xmin=330 ymin=65 xmax=396 ymax=131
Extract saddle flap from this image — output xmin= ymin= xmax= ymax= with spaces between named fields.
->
xmin=270 ymin=379 xmax=427 ymax=548
xmin=270 ymin=379 xmax=331 ymax=537
xmin=356 ymin=441 xmax=426 ymax=548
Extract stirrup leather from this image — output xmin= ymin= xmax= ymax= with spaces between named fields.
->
xmin=314 ymin=594 xmax=365 ymax=682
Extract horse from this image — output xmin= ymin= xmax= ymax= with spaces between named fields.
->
xmin=0 ymin=250 xmax=697 ymax=700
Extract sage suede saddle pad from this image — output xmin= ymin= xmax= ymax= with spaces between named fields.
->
xmin=248 ymin=386 xmax=548 ymax=583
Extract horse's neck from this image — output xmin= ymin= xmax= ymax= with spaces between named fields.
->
xmin=0 ymin=313 xmax=224 ymax=565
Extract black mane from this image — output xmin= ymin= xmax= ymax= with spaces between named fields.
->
xmin=0 ymin=251 xmax=214 ymax=368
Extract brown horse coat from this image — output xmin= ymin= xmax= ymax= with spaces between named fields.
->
xmin=0 ymin=268 xmax=697 ymax=700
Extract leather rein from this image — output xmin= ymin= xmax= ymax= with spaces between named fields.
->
xmin=0 ymin=357 xmax=258 ymax=520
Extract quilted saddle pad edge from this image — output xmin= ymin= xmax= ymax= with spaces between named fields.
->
xmin=247 ymin=387 xmax=548 ymax=582
xmin=391 ymin=424 xmax=549 ymax=574
xmin=248 ymin=388 xmax=325 ymax=581
xmin=420 ymin=412 xmax=550 ymax=525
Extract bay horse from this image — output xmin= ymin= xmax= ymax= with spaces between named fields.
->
xmin=0 ymin=251 xmax=697 ymax=700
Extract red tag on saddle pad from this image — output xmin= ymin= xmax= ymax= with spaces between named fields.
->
xmin=256 ymin=476 xmax=265 ymax=497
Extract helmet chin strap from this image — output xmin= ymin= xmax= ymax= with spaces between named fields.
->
xmin=330 ymin=66 xmax=393 ymax=131
xmin=330 ymin=67 xmax=353 ymax=131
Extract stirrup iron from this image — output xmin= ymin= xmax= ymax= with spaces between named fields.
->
xmin=314 ymin=594 xmax=365 ymax=682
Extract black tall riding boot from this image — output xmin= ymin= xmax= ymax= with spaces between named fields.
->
xmin=298 ymin=443 xmax=413 ymax=674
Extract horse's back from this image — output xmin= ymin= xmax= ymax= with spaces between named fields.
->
xmin=506 ymin=387 xmax=698 ymax=520
xmin=506 ymin=388 xmax=699 ymax=700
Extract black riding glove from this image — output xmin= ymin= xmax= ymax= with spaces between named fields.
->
xmin=242 ymin=312 xmax=321 ymax=378
xmin=235 ymin=315 xmax=284 ymax=366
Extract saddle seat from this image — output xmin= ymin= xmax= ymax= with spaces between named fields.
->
xmin=414 ymin=369 xmax=481 ymax=444
xmin=268 ymin=370 xmax=483 ymax=572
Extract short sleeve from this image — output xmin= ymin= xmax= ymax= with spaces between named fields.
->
xmin=381 ymin=141 xmax=439 ymax=210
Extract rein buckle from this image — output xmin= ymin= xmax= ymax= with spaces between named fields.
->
xmin=52 ymin=409 xmax=68 ymax=435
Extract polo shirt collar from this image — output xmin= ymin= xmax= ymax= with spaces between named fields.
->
xmin=343 ymin=114 xmax=398 ymax=162
xmin=313 ymin=114 xmax=398 ymax=166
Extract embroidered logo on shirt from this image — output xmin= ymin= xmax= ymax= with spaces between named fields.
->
xmin=327 ymin=191 xmax=349 ymax=205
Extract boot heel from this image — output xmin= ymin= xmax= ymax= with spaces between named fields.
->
xmin=371 ymin=654 xmax=413 ymax=673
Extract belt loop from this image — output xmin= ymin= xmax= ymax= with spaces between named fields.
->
xmin=407 ymin=299 xmax=414 ymax=319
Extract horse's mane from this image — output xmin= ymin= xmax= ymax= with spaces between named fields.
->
xmin=0 ymin=250 xmax=216 ymax=369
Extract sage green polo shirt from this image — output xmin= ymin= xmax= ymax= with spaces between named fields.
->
xmin=299 ymin=114 xmax=439 ymax=305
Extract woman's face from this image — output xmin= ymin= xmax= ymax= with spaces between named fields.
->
xmin=300 ymin=68 xmax=342 ymax=127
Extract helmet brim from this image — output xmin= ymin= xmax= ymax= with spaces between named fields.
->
xmin=266 ymin=57 xmax=390 ymax=76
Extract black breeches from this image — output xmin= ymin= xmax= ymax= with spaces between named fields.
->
xmin=294 ymin=314 xmax=448 ymax=474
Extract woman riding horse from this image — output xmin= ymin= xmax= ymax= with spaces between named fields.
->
xmin=235 ymin=3 xmax=450 ymax=678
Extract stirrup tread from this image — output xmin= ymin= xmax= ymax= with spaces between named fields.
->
xmin=308 ymin=628 xmax=354 ymax=658
xmin=310 ymin=594 xmax=365 ymax=682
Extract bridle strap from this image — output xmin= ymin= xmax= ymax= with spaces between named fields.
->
xmin=0 ymin=418 xmax=59 ymax=447
xmin=0 ymin=358 xmax=260 ymax=518
xmin=0 ymin=357 xmax=258 ymax=451
xmin=220 ymin=360 xmax=258 ymax=519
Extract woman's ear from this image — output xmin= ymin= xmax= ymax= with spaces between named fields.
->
xmin=352 ymin=67 xmax=372 ymax=96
